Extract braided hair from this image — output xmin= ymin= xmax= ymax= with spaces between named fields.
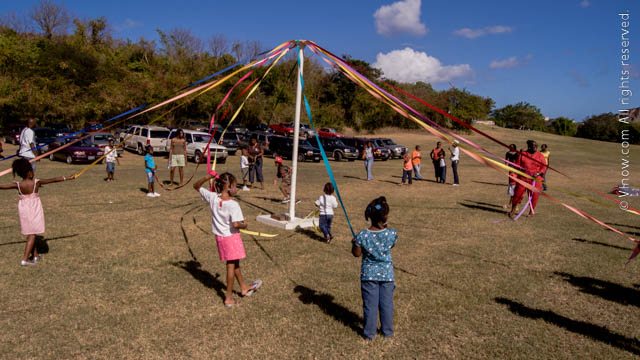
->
xmin=365 ymin=196 xmax=389 ymax=228
xmin=213 ymin=172 xmax=237 ymax=194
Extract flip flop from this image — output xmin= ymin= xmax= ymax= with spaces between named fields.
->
xmin=224 ymin=299 xmax=239 ymax=307
xmin=242 ymin=279 xmax=263 ymax=297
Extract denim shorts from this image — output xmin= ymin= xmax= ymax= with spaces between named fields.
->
xmin=146 ymin=171 xmax=154 ymax=184
xmin=106 ymin=162 xmax=115 ymax=173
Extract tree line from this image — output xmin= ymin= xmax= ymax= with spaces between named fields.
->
xmin=0 ymin=0 xmax=635 ymax=144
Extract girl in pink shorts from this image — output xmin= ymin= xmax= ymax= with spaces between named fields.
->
xmin=193 ymin=171 xmax=262 ymax=307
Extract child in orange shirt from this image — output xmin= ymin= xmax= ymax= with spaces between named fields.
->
xmin=401 ymin=153 xmax=413 ymax=185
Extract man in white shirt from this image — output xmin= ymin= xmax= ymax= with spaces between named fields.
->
xmin=18 ymin=118 xmax=38 ymax=171
xmin=450 ymin=140 xmax=460 ymax=186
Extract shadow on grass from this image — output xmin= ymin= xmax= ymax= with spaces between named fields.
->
xmin=607 ymin=222 xmax=640 ymax=230
xmin=554 ymin=272 xmax=640 ymax=307
xmin=459 ymin=201 xmax=508 ymax=215
xmin=378 ymin=179 xmax=400 ymax=185
xmin=495 ymin=297 xmax=640 ymax=356
xmin=171 ymin=260 xmax=226 ymax=301
xmin=571 ymin=238 xmax=632 ymax=252
xmin=294 ymin=285 xmax=362 ymax=335
xmin=464 ymin=200 xmax=504 ymax=209
xmin=179 ymin=205 xmax=204 ymax=262
xmin=0 ymin=233 xmax=79 ymax=248
xmin=472 ymin=180 xmax=506 ymax=187
xmin=139 ymin=187 xmax=149 ymax=194
xmin=295 ymin=227 xmax=326 ymax=243
xmin=254 ymin=196 xmax=285 ymax=203
xmin=343 ymin=175 xmax=368 ymax=182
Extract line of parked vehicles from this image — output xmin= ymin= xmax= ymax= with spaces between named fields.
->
xmin=2 ymin=121 xmax=409 ymax=165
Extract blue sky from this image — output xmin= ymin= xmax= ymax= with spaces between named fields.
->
xmin=1 ymin=0 xmax=638 ymax=121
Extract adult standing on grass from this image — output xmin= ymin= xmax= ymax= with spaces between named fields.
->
xmin=411 ymin=145 xmax=423 ymax=180
xmin=352 ymin=196 xmax=397 ymax=340
xmin=169 ymin=129 xmax=187 ymax=185
xmin=540 ymin=144 xmax=550 ymax=191
xmin=450 ymin=140 xmax=460 ymax=186
xmin=363 ymin=141 xmax=374 ymax=181
xmin=430 ymin=142 xmax=445 ymax=183
xmin=509 ymin=140 xmax=547 ymax=218
xmin=18 ymin=118 xmax=38 ymax=172
xmin=248 ymin=135 xmax=264 ymax=189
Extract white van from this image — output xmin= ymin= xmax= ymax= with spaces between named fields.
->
xmin=166 ymin=129 xmax=228 ymax=163
xmin=121 ymin=125 xmax=170 ymax=155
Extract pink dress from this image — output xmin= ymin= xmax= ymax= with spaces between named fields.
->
xmin=17 ymin=180 xmax=45 ymax=235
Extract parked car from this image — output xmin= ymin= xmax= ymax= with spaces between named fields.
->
xmin=269 ymin=122 xmax=295 ymax=136
xmin=268 ymin=135 xmax=321 ymax=162
xmin=299 ymin=124 xmax=315 ymax=138
xmin=49 ymin=124 xmax=73 ymax=137
xmin=5 ymin=126 xmax=22 ymax=145
xmin=247 ymin=123 xmax=271 ymax=133
xmin=213 ymin=132 xmax=243 ymax=155
xmin=308 ymin=137 xmax=358 ymax=161
xmin=166 ymin=129 xmax=228 ymax=164
xmin=375 ymin=138 xmax=407 ymax=159
xmin=33 ymin=127 xmax=58 ymax=152
xmin=317 ymin=128 xmax=343 ymax=138
xmin=48 ymin=137 xmax=104 ymax=164
xmin=85 ymin=132 xmax=123 ymax=156
xmin=341 ymin=137 xmax=391 ymax=161
xmin=121 ymin=125 xmax=170 ymax=155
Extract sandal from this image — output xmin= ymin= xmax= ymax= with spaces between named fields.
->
xmin=224 ymin=299 xmax=238 ymax=307
xmin=242 ymin=279 xmax=263 ymax=297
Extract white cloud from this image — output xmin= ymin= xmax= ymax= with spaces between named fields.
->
xmin=373 ymin=47 xmax=472 ymax=83
xmin=115 ymin=18 xmax=142 ymax=32
xmin=579 ymin=0 xmax=591 ymax=8
xmin=374 ymin=0 xmax=427 ymax=36
xmin=453 ymin=25 xmax=512 ymax=39
xmin=489 ymin=55 xmax=532 ymax=69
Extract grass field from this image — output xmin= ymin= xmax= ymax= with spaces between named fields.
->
xmin=1 ymin=126 xmax=639 ymax=359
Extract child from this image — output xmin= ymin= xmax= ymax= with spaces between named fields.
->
xmin=401 ymin=153 xmax=412 ymax=185
xmin=315 ymin=182 xmax=338 ymax=243
xmin=0 ymin=158 xmax=76 ymax=266
xmin=351 ymin=196 xmax=397 ymax=340
xmin=144 ymin=145 xmax=160 ymax=197
xmin=275 ymin=157 xmax=291 ymax=203
xmin=193 ymin=172 xmax=262 ymax=307
xmin=240 ymin=146 xmax=250 ymax=191
xmin=315 ymin=182 xmax=338 ymax=244
xmin=104 ymin=138 xmax=120 ymax=182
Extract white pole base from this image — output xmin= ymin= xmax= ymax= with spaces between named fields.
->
xmin=256 ymin=214 xmax=318 ymax=230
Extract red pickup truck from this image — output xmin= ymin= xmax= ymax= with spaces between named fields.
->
xmin=269 ymin=123 xmax=294 ymax=136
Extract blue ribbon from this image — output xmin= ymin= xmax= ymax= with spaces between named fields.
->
xmin=298 ymin=50 xmax=356 ymax=238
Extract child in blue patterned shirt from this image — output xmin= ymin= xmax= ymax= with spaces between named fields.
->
xmin=351 ymin=196 xmax=397 ymax=340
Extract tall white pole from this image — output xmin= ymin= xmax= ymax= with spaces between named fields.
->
xmin=288 ymin=44 xmax=304 ymax=220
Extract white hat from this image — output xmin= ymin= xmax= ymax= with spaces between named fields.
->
xmin=453 ymin=140 xmax=459 ymax=145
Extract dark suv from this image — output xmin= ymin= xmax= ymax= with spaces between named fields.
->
xmin=374 ymin=138 xmax=407 ymax=159
xmin=268 ymin=135 xmax=321 ymax=162
xmin=213 ymin=132 xmax=244 ymax=155
xmin=308 ymin=137 xmax=358 ymax=161
xmin=341 ymin=137 xmax=391 ymax=161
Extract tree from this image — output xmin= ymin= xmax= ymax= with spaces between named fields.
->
xmin=576 ymin=112 xmax=639 ymax=143
xmin=30 ymin=0 xmax=70 ymax=39
xmin=492 ymin=102 xmax=545 ymax=130
xmin=548 ymin=117 xmax=577 ymax=136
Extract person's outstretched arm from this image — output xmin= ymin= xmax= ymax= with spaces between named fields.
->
xmin=0 ymin=182 xmax=18 ymax=190
xmin=39 ymin=174 xmax=76 ymax=185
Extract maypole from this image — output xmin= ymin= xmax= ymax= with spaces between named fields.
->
xmin=288 ymin=43 xmax=304 ymax=220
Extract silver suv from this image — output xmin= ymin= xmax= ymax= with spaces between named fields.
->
xmin=121 ymin=125 xmax=171 ymax=155
xmin=166 ymin=129 xmax=228 ymax=164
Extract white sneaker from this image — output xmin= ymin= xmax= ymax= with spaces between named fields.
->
xmin=242 ymin=186 xmax=250 ymax=191
xmin=33 ymin=256 xmax=42 ymax=262
xmin=20 ymin=260 xmax=36 ymax=266
xmin=153 ymin=192 xmax=161 ymax=197
xmin=452 ymin=184 xmax=459 ymax=186
xmin=147 ymin=193 xmax=155 ymax=197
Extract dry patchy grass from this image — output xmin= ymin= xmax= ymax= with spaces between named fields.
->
xmin=0 ymin=127 xmax=639 ymax=359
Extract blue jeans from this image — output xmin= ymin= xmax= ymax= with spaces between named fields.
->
xmin=364 ymin=158 xmax=374 ymax=180
xmin=439 ymin=166 xmax=446 ymax=183
xmin=451 ymin=160 xmax=459 ymax=185
xmin=413 ymin=164 xmax=423 ymax=179
xmin=319 ymin=215 xmax=333 ymax=239
xmin=249 ymin=157 xmax=263 ymax=183
xmin=402 ymin=169 xmax=412 ymax=184
xmin=361 ymin=280 xmax=395 ymax=339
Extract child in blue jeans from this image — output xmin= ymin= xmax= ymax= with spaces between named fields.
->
xmin=351 ymin=196 xmax=397 ymax=340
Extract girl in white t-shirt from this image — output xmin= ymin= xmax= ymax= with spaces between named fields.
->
xmin=315 ymin=182 xmax=339 ymax=243
xmin=193 ymin=172 xmax=262 ymax=307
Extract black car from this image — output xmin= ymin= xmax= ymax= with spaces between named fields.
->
xmin=341 ymin=137 xmax=391 ymax=161
xmin=213 ymin=132 xmax=243 ymax=155
xmin=49 ymin=124 xmax=73 ymax=137
xmin=308 ymin=137 xmax=358 ymax=161
xmin=268 ymin=135 xmax=321 ymax=162
xmin=247 ymin=123 xmax=271 ymax=133
xmin=33 ymin=127 xmax=59 ymax=152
